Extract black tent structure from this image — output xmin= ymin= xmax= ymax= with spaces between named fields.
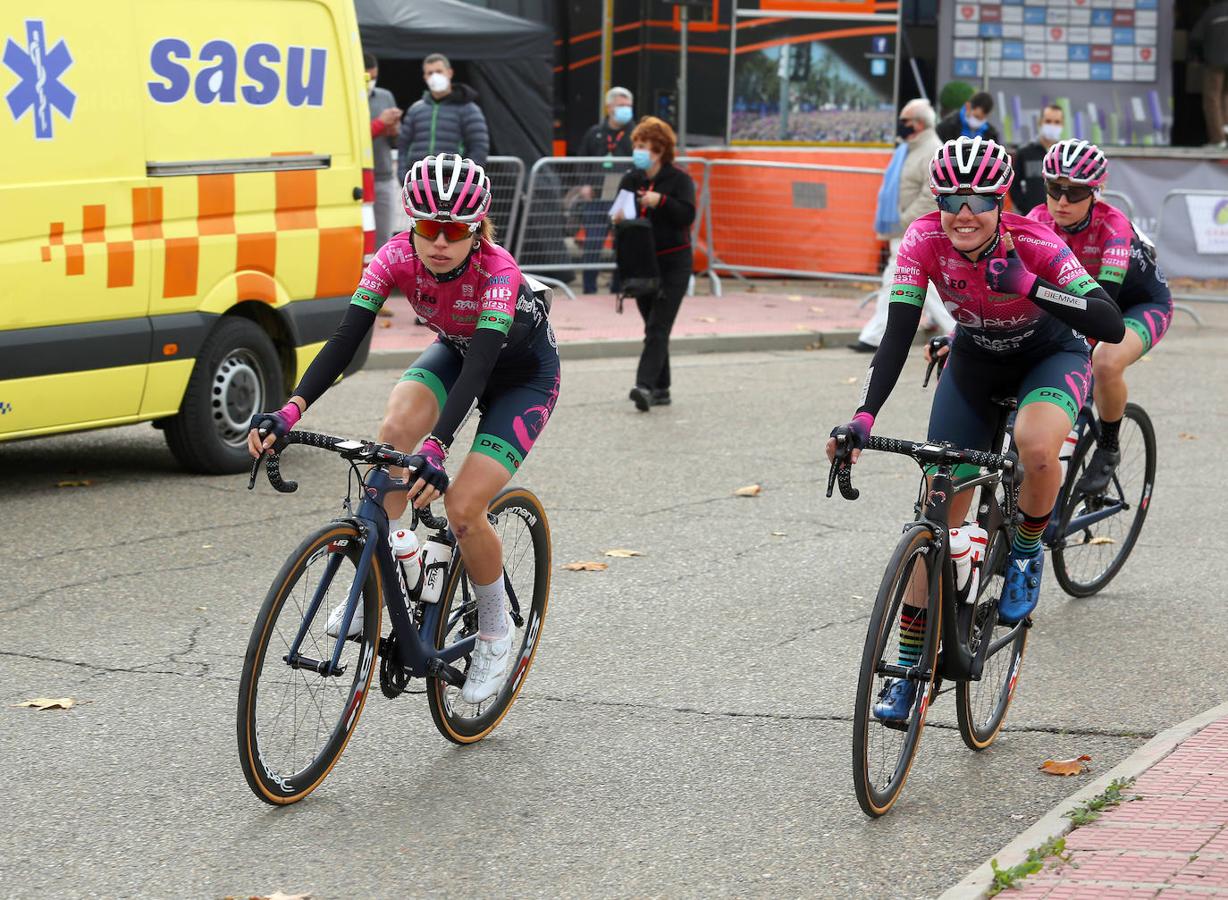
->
xmin=354 ymin=0 xmax=554 ymax=163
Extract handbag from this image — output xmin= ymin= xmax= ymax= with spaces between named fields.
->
xmin=613 ymin=217 xmax=660 ymax=313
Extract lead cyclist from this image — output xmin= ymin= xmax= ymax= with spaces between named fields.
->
xmin=1025 ymin=139 xmax=1174 ymax=494
xmin=248 ymin=154 xmax=561 ymax=705
xmin=826 ymin=137 xmax=1125 ymax=721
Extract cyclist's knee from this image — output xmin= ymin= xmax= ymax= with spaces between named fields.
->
xmin=1015 ymin=431 xmax=1057 ymax=475
xmin=378 ymin=407 xmax=430 ymax=451
xmin=444 ymin=483 xmax=489 ymax=534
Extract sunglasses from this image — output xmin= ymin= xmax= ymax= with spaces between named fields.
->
xmin=411 ymin=219 xmax=476 ymax=242
xmin=936 ymin=194 xmax=1000 ymax=215
xmin=1045 ymin=183 xmax=1095 ymax=203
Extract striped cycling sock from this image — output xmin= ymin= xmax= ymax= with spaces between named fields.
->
xmin=1012 ymin=509 xmax=1049 ymax=556
xmin=897 ymin=605 xmax=928 ymax=669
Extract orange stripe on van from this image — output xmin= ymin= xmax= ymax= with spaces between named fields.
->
xmin=82 ymin=205 xmax=106 ymax=242
xmin=65 ymin=244 xmax=84 ymax=276
xmin=49 ymin=222 xmax=64 ymax=245
xmin=163 ymin=237 xmax=199 ymax=298
xmin=315 ymin=227 xmax=362 ymax=298
xmin=107 ymin=241 xmax=135 ymax=288
xmin=237 ymin=232 xmax=277 ymax=275
xmin=198 ymin=174 xmax=236 ymax=235
xmin=276 ymin=169 xmax=318 ymax=231
xmin=237 ymin=272 xmax=277 ymax=304
xmin=132 ymin=187 xmax=164 ymax=240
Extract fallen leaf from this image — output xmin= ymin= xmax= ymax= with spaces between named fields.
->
xmin=695 ymin=316 xmax=718 ymax=323
xmin=852 ymin=594 xmax=864 ymax=601
xmin=1140 ymin=354 xmax=1150 ymax=362
xmin=603 ymin=549 xmax=643 ymax=558
xmin=55 ymin=480 xmax=92 ymax=488
xmin=195 ymin=606 xmax=208 ymax=611
xmin=201 ymin=544 xmax=213 ymax=549
xmin=843 ymin=377 xmax=858 ymax=384
xmin=1040 ymin=754 xmax=1092 ymax=776
xmin=15 ymin=697 xmax=75 ymax=711
xmin=809 ymin=306 xmax=825 ymax=313
xmin=1179 ymin=432 xmax=1198 ymax=441
xmin=376 ymin=308 xmax=394 ymax=318
xmin=1088 ymin=536 xmax=1116 ymax=546
xmin=734 ymin=484 xmax=762 ymax=497
xmin=771 ymin=531 xmax=787 ymax=537
xmin=378 ymin=320 xmax=392 ymax=329
xmin=266 ymin=893 xmax=312 ymax=900
xmin=804 ymin=341 xmax=823 ymax=351
xmin=787 ymin=294 xmax=804 ymax=302
xmin=562 ymin=561 xmax=608 ymax=572
xmin=794 ymin=323 xmax=815 ymax=331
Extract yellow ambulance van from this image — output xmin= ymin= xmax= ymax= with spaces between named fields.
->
xmin=0 ymin=0 xmax=375 ymax=472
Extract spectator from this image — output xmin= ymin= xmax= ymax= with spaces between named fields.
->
xmin=1011 ymin=104 xmax=1065 ymax=214
xmin=365 ymin=53 xmax=402 ymax=248
xmin=936 ymin=91 xmax=1001 ymax=143
xmin=850 ymin=99 xmax=955 ymax=352
xmin=612 ymin=117 xmax=695 ymax=412
xmin=1191 ymin=1 xmax=1228 ymax=148
xmin=396 ymin=53 xmax=489 ymax=185
xmin=576 ymin=87 xmax=635 ymax=294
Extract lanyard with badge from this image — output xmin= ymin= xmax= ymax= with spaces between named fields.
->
xmin=602 ymin=128 xmax=626 ymax=170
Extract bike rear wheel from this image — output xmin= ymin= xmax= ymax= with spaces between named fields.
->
xmin=853 ymin=524 xmax=941 ymax=818
xmin=427 ymin=487 xmax=552 ymax=744
xmin=956 ymin=523 xmax=1028 ymax=750
xmin=237 ymin=522 xmax=381 ymax=804
xmin=1053 ymin=402 xmax=1156 ymax=597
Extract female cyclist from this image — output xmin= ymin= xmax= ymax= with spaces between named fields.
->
xmin=1025 ymin=139 xmax=1173 ymax=494
xmin=826 ymin=136 xmax=1125 ymax=721
xmin=247 ymin=154 xmax=560 ymax=705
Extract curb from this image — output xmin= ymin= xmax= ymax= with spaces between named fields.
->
xmin=364 ymin=329 xmax=864 ymax=370
xmin=940 ymin=699 xmax=1228 ymax=900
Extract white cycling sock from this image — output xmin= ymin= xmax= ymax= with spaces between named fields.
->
xmin=473 ymin=576 xmax=509 ymax=640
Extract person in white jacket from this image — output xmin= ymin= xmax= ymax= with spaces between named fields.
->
xmin=851 ymin=99 xmax=956 ymax=352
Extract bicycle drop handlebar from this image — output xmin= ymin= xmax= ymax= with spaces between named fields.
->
xmin=826 ymin=434 xmax=1019 ymax=501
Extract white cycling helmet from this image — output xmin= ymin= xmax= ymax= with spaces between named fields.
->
xmin=402 ymin=154 xmax=492 ymax=225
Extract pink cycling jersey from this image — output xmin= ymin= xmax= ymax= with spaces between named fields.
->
xmin=1025 ymin=200 xmax=1133 ymax=288
xmin=892 ymin=211 xmax=1099 ymax=353
xmin=351 ymin=235 xmax=529 ymax=350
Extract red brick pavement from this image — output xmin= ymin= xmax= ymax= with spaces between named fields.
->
xmin=997 ymin=719 xmax=1228 ymax=898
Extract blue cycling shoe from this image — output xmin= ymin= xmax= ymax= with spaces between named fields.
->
xmin=873 ymin=678 xmax=919 ymax=722
xmin=998 ymin=549 xmax=1044 ymax=624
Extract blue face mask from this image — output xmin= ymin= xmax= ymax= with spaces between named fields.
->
xmin=632 ymin=148 xmax=652 ymax=170
xmin=612 ymin=105 xmax=633 ymax=126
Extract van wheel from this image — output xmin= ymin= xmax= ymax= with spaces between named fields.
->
xmin=163 ymin=317 xmax=285 ymax=474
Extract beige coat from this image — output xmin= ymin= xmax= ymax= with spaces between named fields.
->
xmin=894 ymin=128 xmax=942 ymax=236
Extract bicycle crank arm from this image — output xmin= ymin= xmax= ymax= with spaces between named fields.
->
xmin=426 ymin=657 xmax=467 ymax=687
xmin=283 ymin=653 xmax=348 ymax=677
xmin=877 ymin=662 xmax=934 ymax=682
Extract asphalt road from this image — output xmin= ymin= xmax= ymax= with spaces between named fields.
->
xmin=2 ymin=309 xmax=1224 ymax=899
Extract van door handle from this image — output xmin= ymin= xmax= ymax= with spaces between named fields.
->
xmin=352 ymin=186 xmax=363 ymax=201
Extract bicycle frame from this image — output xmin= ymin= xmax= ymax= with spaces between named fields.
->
xmin=282 ymin=467 xmax=475 ymax=684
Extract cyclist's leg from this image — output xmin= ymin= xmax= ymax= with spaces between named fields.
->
xmin=380 ymin=341 xmax=462 ymax=521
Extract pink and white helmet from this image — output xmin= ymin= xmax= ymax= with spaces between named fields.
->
xmin=1041 ymin=139 xmax=1108 ymax=187
xmin=929 ymin=136 xmax=1014 ymax=196
xmin=402 ymin=154 xmax=492 ymax=225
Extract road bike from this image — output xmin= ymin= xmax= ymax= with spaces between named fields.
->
xmin=236 ymin=430 xmax=551 ymax=805
xmin=828 ymin=427 xmax=1026 ymax=817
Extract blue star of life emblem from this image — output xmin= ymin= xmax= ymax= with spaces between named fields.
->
xmin=4 ymin=20 xmax=75 ymax=140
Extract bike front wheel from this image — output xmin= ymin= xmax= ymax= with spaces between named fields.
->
xmin=427 ymin=487 xmax=552 ymax=744
xmin=1053 ymin=402 xmax=1156 ymax=597
xmin=853 ymin=524 xmax=941 ymax=818
xmin=237 ymin=522 xmax=382 ymax=805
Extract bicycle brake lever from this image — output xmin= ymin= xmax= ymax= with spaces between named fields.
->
xmin=825 ymin=461 xmax=838 ymax=498
xmin=923 ymin=357 xmax=938 ymax=388
xmin=247 ymin=449 xmax=267 ymax=490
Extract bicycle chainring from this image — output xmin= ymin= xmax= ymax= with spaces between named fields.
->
xmin=379 ymin=634 xmax=412 ymax=698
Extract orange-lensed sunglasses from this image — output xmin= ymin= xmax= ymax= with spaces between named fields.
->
xmin=411 ymin=219 xmax=476 ymax=242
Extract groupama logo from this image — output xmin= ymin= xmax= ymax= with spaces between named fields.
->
xmin=147 ymin=38 xmax=326 ymax=107
xmin=3 ymin=19 xmax=75 ymax=140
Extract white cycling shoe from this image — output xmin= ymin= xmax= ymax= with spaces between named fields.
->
xmin=324 ymin=585 xmax=362 ymax=639
xmin=461 ymin=617 xmax=514 ymax=705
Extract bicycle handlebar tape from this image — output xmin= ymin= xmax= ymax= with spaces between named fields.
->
xmin=837 ymin=464 xmax=860 ymax=501
xmin=265 ymin=453 xmax=298 ymax=493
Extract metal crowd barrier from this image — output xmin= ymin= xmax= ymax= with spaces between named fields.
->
xmin=1101 ymin=189 xmax=1136 ymax=221
xmin=1153 ymin=188 xmax=1228 ymax=326
xmin=512 ymin=156 xmax=716 ymax=300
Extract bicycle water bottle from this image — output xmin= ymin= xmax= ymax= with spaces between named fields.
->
xmin=1058 ymin=426 xmax=1080 ymax=481
xmin=950 ymin=525 xmax=989 ymax=594
xmin=419 ymin=535 xmax=454 ymax=604
xmin=391 ymin=527 xmax=422 ymax=598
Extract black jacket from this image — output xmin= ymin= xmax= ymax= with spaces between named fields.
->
xmin=1010 ymin=141 xmax=1050 ymax=215
xmin=396 ymin=83 xmax=489 ymax=183
xmin=618 ymin=163 xmax=696 ymax=258
xmin=578 ymin=121 xmax=634 ymax=159
xmin=935 ymin=109 xmax=1002 ymax=145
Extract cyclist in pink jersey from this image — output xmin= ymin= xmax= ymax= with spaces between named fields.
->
xmin=248 ymin=154 xmax=560 ymax=705
xmin=826 ymin=137 xmax=1124 ymax=721
xmin=1026 ymin=139 xmax=1173 ymax=494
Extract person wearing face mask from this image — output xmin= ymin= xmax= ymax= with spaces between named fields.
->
xmin=827 ymin=138 xmax=1124 ymax=720
xmin=1010 ymin=104 xmax=1065 ymax=216
xmin=396 ymin=53 xmax=490 ymax=187
xmin=850 ymin=98 xmax=955 ymax=353
xmin=248 ymin=155 xmax=559 ymax=706
xmin=611 ymin=117 xmax=696 ymax=411
xmin=936 ymin=91 xmax=1001 ymax=144
xmin=365 ymin=53 xmax=402 ymax=248
xmin=575 ymin=87 xmax=636 ymax=294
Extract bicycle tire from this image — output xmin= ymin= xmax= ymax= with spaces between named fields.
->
xmin=1052 ymin=402 xmax=1156 ymax=597
xmin=956 ymin=523 xmax=1028 ymax=750
xmin=237 ymin=521 xmax=382 ymax=805
xmin=852 ymin=524 xmax=941 ymax=818
xmin=427 ymin=487 xmax=552 ymax=744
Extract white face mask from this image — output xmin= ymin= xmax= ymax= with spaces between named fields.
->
xmin=1040 ymin=123 xmax=1063 ymax=142
xmin=426 ymin=72 xmax=450 ymax=94
xmin=966 ymin=112 xmax=985 ymax=130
